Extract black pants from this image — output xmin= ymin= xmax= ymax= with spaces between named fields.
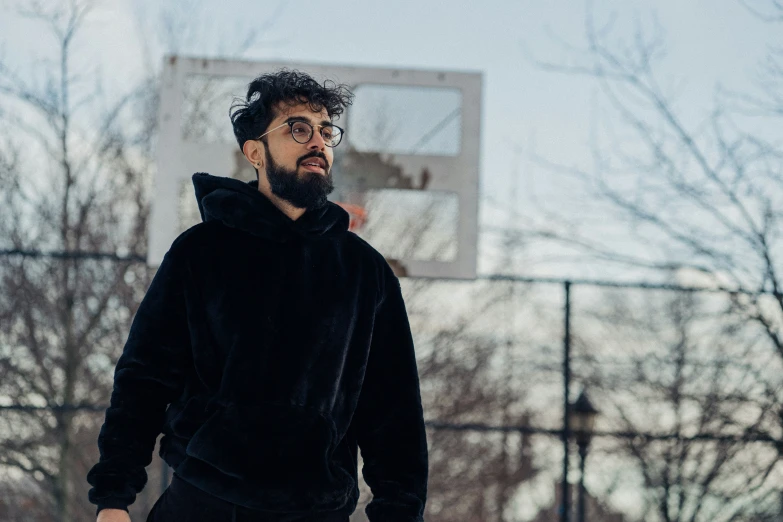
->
xmin=146 ymin=474 xmax=351 ymax=522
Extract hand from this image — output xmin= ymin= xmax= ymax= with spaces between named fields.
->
xmin=97 ymin=508 xmax=131 ymax=522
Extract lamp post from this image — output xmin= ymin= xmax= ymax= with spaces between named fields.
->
xmin=569 ymin=390 xmax=599 ymax=522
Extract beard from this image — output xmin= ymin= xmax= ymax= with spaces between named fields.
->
xmin=263 ymin=147 xmax=334 ymax=210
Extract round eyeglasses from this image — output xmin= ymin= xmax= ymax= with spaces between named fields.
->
xmin=255 ymin=120 xmax=344 ymax=148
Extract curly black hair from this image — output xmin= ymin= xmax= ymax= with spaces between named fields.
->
xmin=229 ymin=69 xmax=354 ymax=151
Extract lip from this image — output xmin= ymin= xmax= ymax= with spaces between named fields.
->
xmin=300 ymin=164 xmax=325 ymax=174
xmin=299 ymin=157 xmax=327 ymax=173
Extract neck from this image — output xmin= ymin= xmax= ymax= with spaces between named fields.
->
xmin=256 ymin=173 xmax=306 ymax=221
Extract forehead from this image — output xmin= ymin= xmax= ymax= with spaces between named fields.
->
xmin=272 ymin=101 xmax=330 ymax=123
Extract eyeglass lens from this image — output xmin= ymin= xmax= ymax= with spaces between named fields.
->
xmin=290 ymin=121 xmax=342 ymax=147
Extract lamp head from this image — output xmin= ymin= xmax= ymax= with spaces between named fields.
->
xmin=570 ymin=390 xmax=599 ymax=446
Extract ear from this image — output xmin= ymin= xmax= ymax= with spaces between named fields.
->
xmin=242 ymin=140 xmax=264 ymax=170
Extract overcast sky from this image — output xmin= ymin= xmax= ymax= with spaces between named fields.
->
xmin=0 ymin=0 xmax=779 ymax=278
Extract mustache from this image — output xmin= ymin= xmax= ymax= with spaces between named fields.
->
xmin=297 ymin=151 xmax=330 ymax=171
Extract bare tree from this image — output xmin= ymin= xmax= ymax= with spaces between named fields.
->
xmin=403 ymin=280 xmax=541 ymax=522
xmin=526 ymin=6 xmax=783 ymax=290
xmin=0 ymin=0 xmax=291 ymax=518
xmin=0 ymin=1 xmax=157 ymax=520
xmin=576 ymin=288 xmax=782 ymax=521
xmin=515 ymin=0 xmax=783 ymax=500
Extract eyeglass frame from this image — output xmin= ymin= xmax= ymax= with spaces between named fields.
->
xmin=254 ymin=119 xmax=345 ymax=148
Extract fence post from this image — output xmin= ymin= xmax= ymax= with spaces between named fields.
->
xmin=560 ymin=281 xmax=572 ymax=522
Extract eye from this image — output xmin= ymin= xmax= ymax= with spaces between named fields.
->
xmin=291 ymin=122 xmax=310 ymax=135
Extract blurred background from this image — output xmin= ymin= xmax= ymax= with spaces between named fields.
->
xmin=1 ymin=0 xmax=783 ymax=521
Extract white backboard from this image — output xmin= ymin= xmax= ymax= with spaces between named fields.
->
xmin=150 ymin=56 xmax=481 ymax=279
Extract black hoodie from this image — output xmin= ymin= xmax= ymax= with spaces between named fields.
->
xmin=86 ymin=173 xmax=428 ymax=521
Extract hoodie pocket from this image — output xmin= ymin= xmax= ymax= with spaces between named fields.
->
xmin=184 ymin=401 xmax=352 ymax=491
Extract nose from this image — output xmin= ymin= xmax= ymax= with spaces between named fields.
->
xmin=307 ymin=130 xmax=327 ymax=151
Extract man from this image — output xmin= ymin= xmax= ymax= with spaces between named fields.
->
xmin=87 ymin=70 xmax=429 ymax=522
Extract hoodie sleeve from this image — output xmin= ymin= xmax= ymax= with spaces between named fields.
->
xmin=354 ymin=269 xmax=429 ymax=522
xmin=86 ymin=244 xmax=191 ymax=514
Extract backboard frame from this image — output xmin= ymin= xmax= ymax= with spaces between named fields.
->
xmin=151 ymin=55 xmax=481 ymax=279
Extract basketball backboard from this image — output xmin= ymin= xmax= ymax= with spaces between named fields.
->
xmin=150 ymin=56 xmax=481 ymax=279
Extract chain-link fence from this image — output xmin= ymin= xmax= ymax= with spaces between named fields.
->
xmin=2 ymin=253 xmax=782 ymax=522
xmin=403 ymin=276 xmax=783 ymax=522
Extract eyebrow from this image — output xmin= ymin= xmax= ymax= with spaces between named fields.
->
xmin=284 ymin=116 xmax=333 ymax=127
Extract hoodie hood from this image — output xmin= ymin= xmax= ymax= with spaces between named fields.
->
xmin=192 ymin=172 xmax=350 ymax=243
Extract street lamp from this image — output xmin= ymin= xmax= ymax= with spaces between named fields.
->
xmin=569 ymin=390 xmax=599 ymax=522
